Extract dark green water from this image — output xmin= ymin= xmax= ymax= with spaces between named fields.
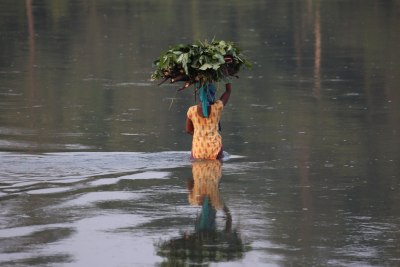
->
xmin=1 ymin=1 xmax=400 ymax=266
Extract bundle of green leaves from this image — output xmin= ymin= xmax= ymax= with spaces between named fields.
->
xmin=151 ymin=40 xmax=251 ymax=90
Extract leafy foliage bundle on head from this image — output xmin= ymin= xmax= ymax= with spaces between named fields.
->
xmin=151 ymin=39 xmax=251 ymax=91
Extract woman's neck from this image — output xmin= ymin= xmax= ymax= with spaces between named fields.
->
xmin=196 ymin=104 xmax=211 ymax=118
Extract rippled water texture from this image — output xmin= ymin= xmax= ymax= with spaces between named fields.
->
xmin=1 ymin=0 xmax=400 ymax=266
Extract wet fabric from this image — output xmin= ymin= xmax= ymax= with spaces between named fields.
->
xmin=187 ymin=100 xmax=224 ymax=160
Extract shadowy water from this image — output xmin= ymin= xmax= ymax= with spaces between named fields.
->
xmin=1 ymin=0 xmax=400 ymax=266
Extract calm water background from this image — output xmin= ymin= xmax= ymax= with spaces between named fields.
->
xmin=1 ymin=1 xmax=400 ymax=266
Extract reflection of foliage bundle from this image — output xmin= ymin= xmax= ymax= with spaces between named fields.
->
xmin=156 ymin=230 xmax=245 ymax=266
xmin=151 ymin=39 xmax=251 ymax=90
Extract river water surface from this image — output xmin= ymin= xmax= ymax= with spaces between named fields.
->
xmin=1 ymin=1 xmax=400 ymax=266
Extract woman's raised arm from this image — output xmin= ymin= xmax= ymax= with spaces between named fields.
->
xmin=220 ymin=83 xmax=232 ymax=106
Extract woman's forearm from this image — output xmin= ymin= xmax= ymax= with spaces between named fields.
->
xmin=220 ymin=83 xmax=232 ymax=106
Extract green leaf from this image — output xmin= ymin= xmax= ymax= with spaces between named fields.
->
xmin=212 ymin=63 xmax=221 ymax=70
xmin=177 ymin=53 xmax=190 ymax=74
xmin=199 ymin=63 xmax=213 ymax=70
xmin=212 ymin=53 xmax=225 ymax=63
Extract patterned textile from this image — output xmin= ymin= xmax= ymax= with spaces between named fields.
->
xmin=187 ymin=100 xmax=224 ymax=160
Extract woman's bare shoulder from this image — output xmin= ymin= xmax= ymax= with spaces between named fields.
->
xmin=214 ymin=100 xmax=224 ymax=109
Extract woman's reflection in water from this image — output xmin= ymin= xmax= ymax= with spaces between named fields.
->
xmin=157 ymin=160 xmax=245 ymax=266
xmin=189 ymin=159 xmax=230 ymax=233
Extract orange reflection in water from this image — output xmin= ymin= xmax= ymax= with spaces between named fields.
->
xmin=188 ymin=159 xmax=223 ymax=210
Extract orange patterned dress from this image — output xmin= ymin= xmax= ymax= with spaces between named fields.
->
xmin=187 ymin=100 xmax=224 ymax=159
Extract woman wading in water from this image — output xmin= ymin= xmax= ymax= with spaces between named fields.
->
xmin=185 ymin=82 xmax=232 ymax=160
